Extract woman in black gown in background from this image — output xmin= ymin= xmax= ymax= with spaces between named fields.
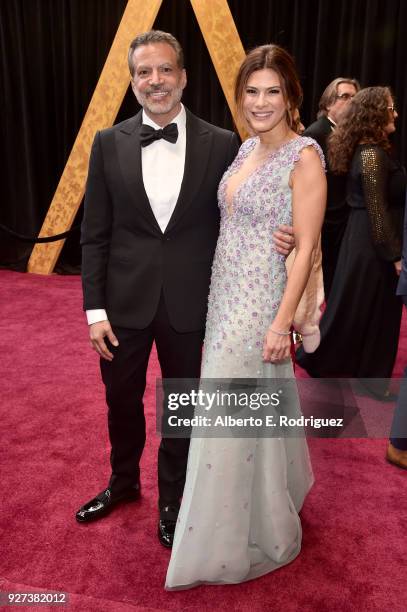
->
xmin=297 ymin=87 xmax=405 ymax=398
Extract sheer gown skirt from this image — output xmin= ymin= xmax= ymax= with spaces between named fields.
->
xmin=165 ymin=358 xmax=314 ymax=589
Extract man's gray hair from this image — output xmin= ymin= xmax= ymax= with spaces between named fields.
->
xmin=317 ymin=77 xmax=360 ymax=118
xmin=128 ymin=30 xmax=184 ymax=76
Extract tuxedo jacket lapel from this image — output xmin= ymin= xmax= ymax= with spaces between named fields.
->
xmin=116 ymin=111 xmax=163 ymax=234
xmin=165 ymin=109 xmax=212 ymax=234
xmin=115 ymin=108 xmax=212 ymax=235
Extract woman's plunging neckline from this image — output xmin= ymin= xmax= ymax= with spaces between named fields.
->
xmin=225 ymin=136 xmax=300 ymax=215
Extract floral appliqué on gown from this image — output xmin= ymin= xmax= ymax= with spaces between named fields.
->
xmin=166 ymin=136 xmax=325 ymax=589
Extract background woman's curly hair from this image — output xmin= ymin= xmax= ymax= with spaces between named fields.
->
xmin=328 ymin=86 xmax=393 ymax=174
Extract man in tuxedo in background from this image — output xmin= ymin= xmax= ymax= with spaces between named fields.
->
xmin=304 ymin=77 xmax=359 ymax=298
xmin=77 ymin=29 xmax=294 ymax=546
xmin=387 ymin=194 xmax=407 ymax=469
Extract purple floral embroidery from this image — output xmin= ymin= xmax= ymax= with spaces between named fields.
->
xmin=201 ymin=136 xmax=324 ymax=373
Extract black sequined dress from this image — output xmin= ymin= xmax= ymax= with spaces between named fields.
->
xmin=296 ymin=145 xmax=405 ymax=386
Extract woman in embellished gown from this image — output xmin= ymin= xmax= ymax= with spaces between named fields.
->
xmin=166 ymin=44 xmax=326 ymax=589
xmin=297 ymin=87 xmax=405 ymax=399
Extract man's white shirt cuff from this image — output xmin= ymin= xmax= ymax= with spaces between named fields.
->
xmin=86 ymin=309 xmax=108 ymax=325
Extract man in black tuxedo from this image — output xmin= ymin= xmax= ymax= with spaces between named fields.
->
xmin=76 ymin=30 xmax=293 ymax=546
xmin=387 ymin=194 xmax=407 ymax=469
xmin=303 ymin=77 xmax=359 ymax=298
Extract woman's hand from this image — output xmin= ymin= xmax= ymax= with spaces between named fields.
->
xmin=263 ymin=328 xmax=291 ymax=363
xmin=394 ymin=259 xmax=401 ymax=275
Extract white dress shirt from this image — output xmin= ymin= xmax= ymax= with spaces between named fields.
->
xmin=86 ymin=105 xmax=187 ymax=325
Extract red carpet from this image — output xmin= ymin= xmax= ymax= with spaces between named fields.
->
xmin=1 ymin=270 xmax=406 ymax=611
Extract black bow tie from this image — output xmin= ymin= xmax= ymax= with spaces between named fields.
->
xmin=140 ymin=123 xmax=178 ymax=147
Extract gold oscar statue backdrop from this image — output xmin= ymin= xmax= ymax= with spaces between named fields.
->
xmin=27 ymin=0 xmax=246 ymax=274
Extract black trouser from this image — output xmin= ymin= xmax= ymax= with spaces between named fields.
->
xmin=100 ymin=293 xmax=204 ymax=511
xmin=321 ymin=215 xmax=348 ymax=300
xmin=390 ymin=366 xmax=407 ymax=450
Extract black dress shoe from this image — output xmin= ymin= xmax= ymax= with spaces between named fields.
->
xmin=158 ymin=518 xmax=177 ymax=548
xmin=76 ymin=484 xmax=141 ymax=523
xmin=158 ymin=505 xmax=179 ymax=548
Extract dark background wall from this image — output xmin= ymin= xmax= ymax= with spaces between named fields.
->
xmin=1 ymin=0 xmax=406 ymax=271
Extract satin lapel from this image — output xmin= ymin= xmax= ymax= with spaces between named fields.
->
xmin=165 ymin=110 xmax=212 ymax=234
xmin=116 ymin=111 xmax=163 ymax=233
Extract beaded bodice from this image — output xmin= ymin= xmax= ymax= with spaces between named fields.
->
xmin=202 ymin=136 xmax=324 ymax=377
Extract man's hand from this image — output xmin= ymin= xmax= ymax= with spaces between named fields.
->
xmin=394 ymin=259 xmax=401 ymax=276
xmin=89 ymin=320 xmax=119 ymax=361
xmin=273 ymin=224 xmax=295 ymax=256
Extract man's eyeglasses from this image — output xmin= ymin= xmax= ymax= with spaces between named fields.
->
xmin=336 ymin=93 xmax=355 ymax=101
xmin=388 ymin=105 xmax=397 ymax=113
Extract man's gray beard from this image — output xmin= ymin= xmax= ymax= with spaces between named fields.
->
xmin=137 ymin=87 xmax=183 ymax=116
